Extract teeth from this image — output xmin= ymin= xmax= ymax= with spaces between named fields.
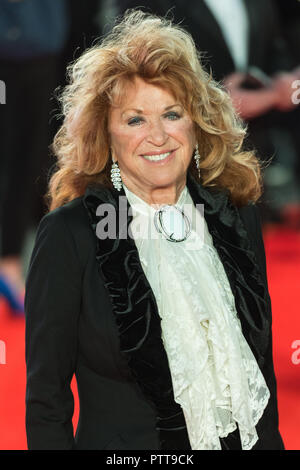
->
xmin=142 ymin=152 xmax=171 ymax=161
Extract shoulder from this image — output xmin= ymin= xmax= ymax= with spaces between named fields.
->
xmin=238 ymin=203 xmax=262 ymax=236
xmin=34 ymin=196 xmax=96 ymax=270
xmin=40 ymin=196 xmax=93 ymax=237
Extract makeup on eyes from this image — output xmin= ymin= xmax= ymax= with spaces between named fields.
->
xmin=128 ymin=111 xmax=182 ymax=126
xmin=121 ymin=103 xmax=184 ymax=122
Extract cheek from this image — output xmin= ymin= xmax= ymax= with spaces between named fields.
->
xmin=110 ymin=130 xmax=133 ymax=159
xmin=110 ymin=127 xmax=146 ymax=156
xmin=167 ymin=120 xmax=196 ymax=149
xmin=182 ymin=118 xmax=196 ymax=140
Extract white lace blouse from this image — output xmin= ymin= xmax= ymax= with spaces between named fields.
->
xmin=123 ymin=183 xmax=270 ymax=450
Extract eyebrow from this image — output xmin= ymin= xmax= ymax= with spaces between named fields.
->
xmin=121 ymin=103 xmax=183 ymax=116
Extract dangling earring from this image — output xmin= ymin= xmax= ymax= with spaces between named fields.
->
xmin=110 ymin=159 xmax=122 ymax=191
xmin=194 ymin=144 xmax=201 ymax=179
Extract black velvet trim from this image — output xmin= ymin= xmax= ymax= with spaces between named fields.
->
xmin=82 ymin=183 xmax=189 ymax=449
xmin=82 ymin=172 xmax=270 ymax=449
xmin=187 ymin=173 xmax=270 ymax=368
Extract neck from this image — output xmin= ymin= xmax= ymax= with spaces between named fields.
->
xmin=122 ymin=178 xmax=186 ymax=207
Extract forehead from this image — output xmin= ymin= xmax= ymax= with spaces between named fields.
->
xmin=110 ymin=76 xmax=179 ymax=112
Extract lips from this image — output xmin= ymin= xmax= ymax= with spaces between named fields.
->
xmin=141 ymin=149 xmax=175 ymax=157
xmin=140 ymin=148 xmax=177 ymax=164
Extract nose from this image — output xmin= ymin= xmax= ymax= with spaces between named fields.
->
xmin=146 ymin=119 xmax=168 ymax=146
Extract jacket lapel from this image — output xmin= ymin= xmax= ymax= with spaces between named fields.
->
xmin=83 ymin=182 xmax=190 ymax=450
xmin=186 ymin=173 xmax=271 ymax=369
xmin=82 ymin=172 xmax=270 ymax=449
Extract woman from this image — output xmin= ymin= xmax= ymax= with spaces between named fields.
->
xmin=25 ymin=10 xmax=284 ymax=450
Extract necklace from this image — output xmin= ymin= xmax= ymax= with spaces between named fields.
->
xmin=154 ymin=205 xmax=191 ymax=243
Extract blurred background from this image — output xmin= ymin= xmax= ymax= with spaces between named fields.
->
xmin=0 ymin=0 xmax=299 ymax=450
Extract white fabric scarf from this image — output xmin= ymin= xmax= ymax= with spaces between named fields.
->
xmin=124 ymin=184 xmax=270 ymax=450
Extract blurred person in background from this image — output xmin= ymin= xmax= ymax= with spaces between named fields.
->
xmin=0 ymin=0 xmax=69 ymax=314
xmin=271 ymin=0 xmax=300 ymax=224
xmin=117 ymin=0 xmax=300 ymax=226
xmin=59 ymin=0 xmax=100 ymax=75
xmin=274 ymin=0 xmax=300 ymax=64
xmin=0 ymin=0 xmax=112 ymax=314
xmin=0 ymin=0 xmax=119 ymax=313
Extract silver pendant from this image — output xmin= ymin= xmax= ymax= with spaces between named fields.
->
xmin=154 ymin=205 xmax=191 ymax=242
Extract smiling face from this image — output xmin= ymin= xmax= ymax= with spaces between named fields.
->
xmin=108 ymin=76 xmax=196 ymax=204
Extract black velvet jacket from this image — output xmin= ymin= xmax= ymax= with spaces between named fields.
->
xmin=25 ymin=173 xmax=284 ymax=450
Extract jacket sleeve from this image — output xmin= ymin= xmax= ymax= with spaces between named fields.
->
xmin=242 ymin=205 xmax=284 ymax=448
xmin=25 ymin=208 xmax=81 ymax=450
xmin=239 ymin=204 xmax=269 ymax=292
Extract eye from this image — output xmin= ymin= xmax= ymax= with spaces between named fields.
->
xmin=128 ymin=116 xmax=144 ymax=126
xmin=164 ymin=111 xmax=181 ymax=120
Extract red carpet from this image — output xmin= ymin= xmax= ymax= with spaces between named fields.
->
xmin=263 ymin=226 xmax=300 ymax=451
xmin=0 ymin=226 xmax=299 ymax=450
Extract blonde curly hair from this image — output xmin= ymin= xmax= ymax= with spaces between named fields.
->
xmin=46 ymin=9 xmax=263 ymax=211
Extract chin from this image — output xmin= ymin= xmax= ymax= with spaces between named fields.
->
xmin=151 ymin=170 xmax=186 ymax=188
xmin=148 ymin=176 xmax=179 ymax=189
